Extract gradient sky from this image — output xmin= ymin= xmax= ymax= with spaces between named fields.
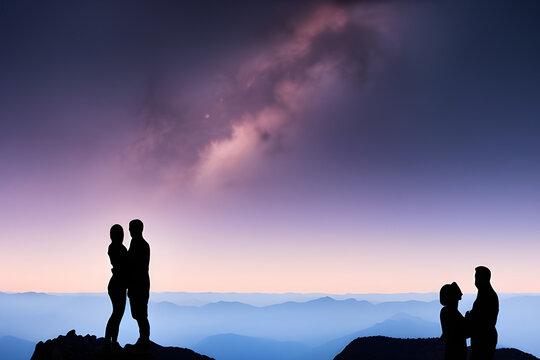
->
xmin=1 ymin=0 xmax=539 ymax=293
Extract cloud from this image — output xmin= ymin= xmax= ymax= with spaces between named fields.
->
xmin=125 ymin=1 xmax=396 ymax=190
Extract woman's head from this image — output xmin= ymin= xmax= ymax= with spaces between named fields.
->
xmin=440 ymin=282 xmax=463 ymax=306
xmin=110 ymin=224 xmax=124 ymax=243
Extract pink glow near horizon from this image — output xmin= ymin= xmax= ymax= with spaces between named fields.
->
xmin=2 ymin=213 xmax=539 ymax=293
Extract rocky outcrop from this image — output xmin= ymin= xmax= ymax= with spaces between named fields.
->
xmin=31 ymin=330 xmax=214 ymax=360
xmin=334 ymin=336 xmax=539 ymax=360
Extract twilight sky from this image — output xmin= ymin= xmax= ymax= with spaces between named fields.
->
xmin=1 ymin=0 xmax=539 ymax=293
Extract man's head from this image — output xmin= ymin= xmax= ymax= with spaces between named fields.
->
xmin=110 ymin=224 xmax=124 ymax=243
xmin=129 ymin=219 xmax=144 ymax=238
xmin=475 ymin=266 xmax=491 ymax=289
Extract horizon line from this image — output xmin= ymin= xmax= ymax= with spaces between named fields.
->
xmin=3 ymin=290 xmax=540 ymax=296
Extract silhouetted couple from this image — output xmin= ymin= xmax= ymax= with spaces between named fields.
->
xmin=439 ymin=266 xmax=499 ymax=360
xmin=105 ymin=219 xmax=151 ymax=351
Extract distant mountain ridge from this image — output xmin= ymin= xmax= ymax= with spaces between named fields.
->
xmin=300 ymin=313 xmax=440 ymax=360
xmin=0 ymin=335 xmax=35 ymax=360
xmin=0 ymin=291 xmax=445 ymax=307
xmin=191 ymin=314 xmax=441 ymax=360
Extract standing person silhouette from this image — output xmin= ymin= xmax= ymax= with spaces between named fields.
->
xmin=440 ymin=282 xmax=468 ymax=360
xmin=105 ymin=224 xmax=128 ymax=351
xmin=127 ymin=219 xmax=151 ymax=350
xmin=466 ymin=266 xmax=499 ymax=360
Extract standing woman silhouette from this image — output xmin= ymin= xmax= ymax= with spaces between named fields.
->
xmin=440 ymin=282 xmax=469 ymax=360
xmin=105 ymin=224 xmax=128 ymax=350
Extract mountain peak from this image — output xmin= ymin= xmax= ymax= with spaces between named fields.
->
xmin=308 ymin=296 xmax=336 ymax=303
xmin=203 ymin=301 xmax=255 ymax=309
xmin=31 ymin=330 xmax=214 ymax=360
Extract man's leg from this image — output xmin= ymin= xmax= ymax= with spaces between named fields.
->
xmin=129 ymin=290 xmax=150 ymax=346
xmin=136 ymin=317 xmax=150 ymax=341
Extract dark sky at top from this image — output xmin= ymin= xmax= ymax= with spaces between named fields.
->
xmin=2 ymin=0 xmax=539 ymax=179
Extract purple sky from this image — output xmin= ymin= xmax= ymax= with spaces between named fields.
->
xmin=1 ymin=0 xmax=540 ymax=293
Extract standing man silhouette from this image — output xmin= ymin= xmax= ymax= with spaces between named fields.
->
xmin=127 ymin=219 xmax=151 ymax=349
xmin=466 ymin=266 xmax=499 ymax=360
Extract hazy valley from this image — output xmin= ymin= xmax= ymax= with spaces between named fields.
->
xmin=1 ymin=292 xmax=539 ymax=360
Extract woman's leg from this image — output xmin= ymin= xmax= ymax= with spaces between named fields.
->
xmin=105 ymin=284 xmax=114 ymax=342
xmin=105 ymin=284 xmax=126 ymax=343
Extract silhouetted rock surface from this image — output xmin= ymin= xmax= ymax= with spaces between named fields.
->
xmin=31 ymin=330 xmax=214 ymax=360
xmin=334 ymin=336 xmax=539 ymax=360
